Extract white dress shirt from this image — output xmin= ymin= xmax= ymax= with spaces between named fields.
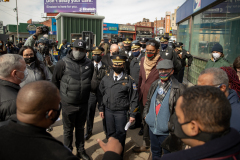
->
xmin=113 ymin=72 xmax=123 ymax=81
xmin=94 ymin=61 xmax=102 ymax=70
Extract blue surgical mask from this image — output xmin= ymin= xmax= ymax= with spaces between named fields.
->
xmin=0 ymin=43 xmax=2 ymax=46
xmin=132 ymin=51 xmax=140 ymax=57
xmin=161 ymin=44 xmax=168 ymax=50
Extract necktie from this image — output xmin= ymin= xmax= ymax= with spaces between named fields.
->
xmin=95 ymin=64 xmax=99 ymax=75
xmin=114 ymin=76 xmax=118 ymax=82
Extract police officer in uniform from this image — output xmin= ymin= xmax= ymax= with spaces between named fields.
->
xmin=173 ymin=42 xmax=193 ymax=83
xmin=52 ymin=39 xmax=94 ymax=160
xmin=139 ymin=38 xmax=148 ymax=54
xmin=160 ymin=36 xmax=176 ymax=61
xmin=99 ymin=55 xmax=138 ymax=155
xmin=85 ymin=47 xmax=109 ymax=140
xmin=129 ymin=41 xmax=145 ymax=132
xmin=120 ymin=38 xmax=133 ymax=62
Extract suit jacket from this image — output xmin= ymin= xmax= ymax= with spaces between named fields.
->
xmin=138 ymin=56 xmax=163 ymax=106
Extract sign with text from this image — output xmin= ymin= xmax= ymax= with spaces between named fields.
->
xmin=44 ymin=0 xmax=96 ymax=13
xmin=119 ymin=25 xmax=135 ymax=31
xmin=165 ymin=15 xmax=170 ymax=33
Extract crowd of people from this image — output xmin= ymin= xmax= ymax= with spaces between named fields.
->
xmin=0 ymin=27 xmax=240 ymax=160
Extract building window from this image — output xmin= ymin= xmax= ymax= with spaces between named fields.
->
xmin=173 ymin=17 xmax=174 ymax=20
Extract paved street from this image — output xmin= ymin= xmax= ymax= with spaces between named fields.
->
xmin=50 ymin=110 xmax=150 ymax=160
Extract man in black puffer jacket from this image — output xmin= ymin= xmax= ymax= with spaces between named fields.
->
xmin=52 ymin=40 xmax=94 ymax=160
xmin=0 ymin=54 xmax=27 ymax=122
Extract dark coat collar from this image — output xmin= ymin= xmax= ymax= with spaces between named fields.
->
xmin=161 ymin=128 xmax=240 ymax=160
xmin=0 ymin=79 xmax=20 ymax=91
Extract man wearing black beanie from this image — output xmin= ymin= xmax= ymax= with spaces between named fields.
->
xmin=205 ymin=43 xmax=230 ymax=69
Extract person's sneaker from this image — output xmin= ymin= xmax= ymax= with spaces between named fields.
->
xmin=76 ymin=150 xmax=90 ymax=160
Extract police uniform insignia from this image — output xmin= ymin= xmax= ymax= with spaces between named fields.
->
xmin=166 ymin=53 xmax=169 ymax=56
xmin=133 ymin=83 xmax=137 ymax=90
xmin=116 ymin=56 xmax=120 ymax=60
xmin=78 ymin=41 xmax=83 ymax=47
xmin=85 ymin=66 xmax=89 ymax=69
xmin=122 ymin=83 xmax=126 ymax=86
xmin=158 ymin=88 xmax=164 ymax=95
xmin=125 ymin=77 xmax=128 ymax=80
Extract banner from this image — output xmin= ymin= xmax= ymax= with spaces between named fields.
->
xmin=44 ymin=0 xmax=96 ymax=13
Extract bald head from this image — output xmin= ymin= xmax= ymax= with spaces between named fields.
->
xmin=17 ymin=81 xmax=60 ymax=128
xmin=110 ymin=44 xmax=119 ymax=56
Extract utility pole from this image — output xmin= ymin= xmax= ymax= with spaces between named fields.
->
xmin=14 ymin=0 xmax=19 ymax=44
xmin=155 ymin=17 xmax=157 ymax=37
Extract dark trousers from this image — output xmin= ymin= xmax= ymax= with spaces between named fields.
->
xmin=86 ymin=92 xmax=107 ymax=136
xmin=178 ymin=67 xmax=185 ymax=83
xmin=62 ymin=102 xmax=88 ymax=152
xmin=149 ymin=129 xmax=170 ymax=160
xmin=139 ymin=101 xmax=150 ymax=147
xmin=105 ymin=107 xmax=128 ymax=153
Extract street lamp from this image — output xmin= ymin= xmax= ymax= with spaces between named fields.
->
xmin=13 ymin=0 xmax=19 ymax=44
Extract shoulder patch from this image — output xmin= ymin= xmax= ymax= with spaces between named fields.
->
xmin=133 ymin=83 xmax=137 ymax=90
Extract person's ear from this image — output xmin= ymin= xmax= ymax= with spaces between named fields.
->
xmin=219 ymin=84 xmax=227 ymax=93
xmin=170 ymin=69 xmax=174 ymax=75
xmin=188 ymin=120 xmax=200 ymax=136
xmin=156 ymin=49 xmax=160 ymax=54
xmin=11 ymin=69 xmax=17 ymax=78
xmin=46 ymin=110 xmax=54 ymax=120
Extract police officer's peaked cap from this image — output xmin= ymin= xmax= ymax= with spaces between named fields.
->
xmin=131 ymin=41 xmax=141 ymax=50
xmin=39 ymin=37 xmax=49 ymax=45
xmin=176 ymin=42 xmax=183 ymax=46
xmin=92 ymin=47 xmax=103 ymax=55
xmin=123 ymin=38 xmax=133 ymax=44
xmin=140 ymin=38 xmax=148 ymax=43
xmin=160 ymin=36 xmax=169 ymax=43
xmin=156 ymin=59 xmax=174 ymax=70
xmin=110 ymin=55 xmax=127 ymax=65
xmin=73 ymin=39 xmax=86 ymax=49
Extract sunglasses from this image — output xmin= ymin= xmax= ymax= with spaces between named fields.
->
xmin=146 ymin=42 xmax=156 ymax=46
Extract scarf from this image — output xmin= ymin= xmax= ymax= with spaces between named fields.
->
xmin=144 ymin=54 xmax=160 ymax=79
xmin=156 ymin=78 xmax=172 ymax=106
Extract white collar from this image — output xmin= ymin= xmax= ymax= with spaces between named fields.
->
xmin=113 ymin=72 xmax=123 ymax=81
xmin=94 ymin=61 xmax=102 ymax=69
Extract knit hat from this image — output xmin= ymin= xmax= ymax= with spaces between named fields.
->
xmin=211 ymin=43 xmax=223 ymax=53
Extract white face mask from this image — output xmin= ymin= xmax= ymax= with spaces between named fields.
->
xmin=16 ymin=68 xmax=28 ymax=82
xmin=212 ymin=52 xmax=221 ymax=61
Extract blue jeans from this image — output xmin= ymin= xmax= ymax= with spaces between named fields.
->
xmin=149 ymin=129 xmax=170 ymax=160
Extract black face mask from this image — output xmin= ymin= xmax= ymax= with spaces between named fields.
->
xmin=92 ymin=55 xmax=102 ymax=63
xmin=141 ymin=44 xmax=146 ymax=49
xmin=124 ymin=46 xmax=131 ymax=51
xmin=112 ymin=66 xmax=124 ymax=74
xmin=169 ymin=113 xmax=229 ymax=142
xmin=112 ymin=51 xmax=119 ymax=55
xmin=24 ymin=57 xmax=35 ymax=64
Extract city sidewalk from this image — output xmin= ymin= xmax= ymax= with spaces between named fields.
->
xmin=50 ymin=110 xmax=150 ymax=160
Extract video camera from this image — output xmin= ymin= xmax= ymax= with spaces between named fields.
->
xmin=82 ymin=31 xmax=93 ymax=51
xmin=40 ymin=25 xmax=49 ymax=35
